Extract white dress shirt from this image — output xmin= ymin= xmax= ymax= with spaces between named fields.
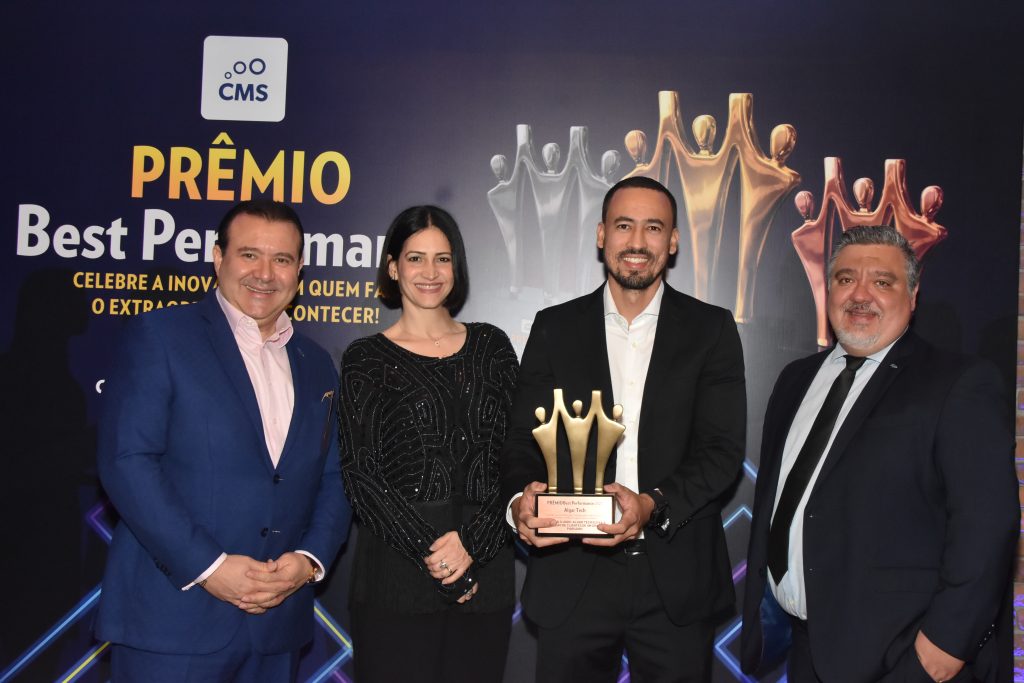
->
xmin=603 ymin=282 xmax=663 ymax=497
xmin=769 ymin=336 xmax=900 ymax=618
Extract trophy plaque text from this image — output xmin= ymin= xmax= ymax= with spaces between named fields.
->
xmin=533 ymin=389 xmax=625 ymax=537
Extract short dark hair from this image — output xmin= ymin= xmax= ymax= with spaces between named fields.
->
xmin=216 ymin=200 xmax=305 ymax=257
xmin=601 ymin=176 xmax=677 ymax=228
xmin=828 ymin=226 xmax=920 ymax=292
xmin=376 ymin=205 xmax=469 ymax=314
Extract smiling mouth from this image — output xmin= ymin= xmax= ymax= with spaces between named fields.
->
xmin=618 ymin=250 xmax=652 ymax=267
xmin=844 ymin=306 xmax=880 ymax=322
xmin=415 ymin=283 xmax=444 ymax=291
xmin=244 ymin=283 xmax=276 ymax=295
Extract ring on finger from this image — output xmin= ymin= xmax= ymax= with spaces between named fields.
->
xmin=439 ymin=560 xmax=449 ymax=571
xmin=447 ymin=567 xmax=455 ymax=577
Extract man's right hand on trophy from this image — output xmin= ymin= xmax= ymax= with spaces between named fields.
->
xmin=512 ymin=482 xmax=570 ymax=547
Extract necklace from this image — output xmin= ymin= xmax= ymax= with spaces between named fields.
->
xmin=401 ymin=322 xmax=457 ymax=347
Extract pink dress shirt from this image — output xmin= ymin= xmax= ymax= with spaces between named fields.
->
xmin=185 ymin=292 xmax=323 ymax=589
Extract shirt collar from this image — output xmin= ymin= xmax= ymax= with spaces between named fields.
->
xmin=216 ymin=289 xmax=293 ymax=349
xmin=603 ymin=280 xmax=665 ymax=321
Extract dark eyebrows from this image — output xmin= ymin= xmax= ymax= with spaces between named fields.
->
xmin=404 ymin=250 xmax=452 ymax=256
xmin=611 ymin=215 xmax=665 ymax=226
xmin=234 ymin=245 xmax=298 ymax=260
xmin=831 ymin=267 xmax=900 ymax=281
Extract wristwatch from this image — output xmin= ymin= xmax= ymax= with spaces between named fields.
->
xmin=304 ymin=557 xmax=319 ymax=584
xmin=645 ymin=488 xmax=671 ymax=537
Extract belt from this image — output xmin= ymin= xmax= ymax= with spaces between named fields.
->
xmin=622 ymin=539 xmax=647 ymax=556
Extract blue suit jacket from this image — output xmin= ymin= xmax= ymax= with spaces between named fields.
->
xmin=96 ymin=295 xmax=351 ymax=655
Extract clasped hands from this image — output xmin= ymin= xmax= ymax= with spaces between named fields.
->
xmin=423 ymin=530 xmax=478 ymax=604
xmin=511 ymin=481 xmax=655 ymax=547
xmin=203 ymin=552 xmax=314 ymax=615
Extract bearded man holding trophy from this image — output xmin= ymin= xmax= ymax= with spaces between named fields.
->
xmin=502 ymin=177 xmax=747 ymax=682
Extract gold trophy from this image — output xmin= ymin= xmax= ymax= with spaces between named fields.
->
xmin=533 ymin=389 xmax=625 ymax=537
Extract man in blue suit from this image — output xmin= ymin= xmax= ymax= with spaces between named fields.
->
xmin=96 ymin=200 xmax=351 ymax=682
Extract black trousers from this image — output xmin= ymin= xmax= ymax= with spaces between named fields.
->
xmin=536 ymin=551 xmax=713 ymax=683
xmin=350 ymin=601 xmax=512 ymax=683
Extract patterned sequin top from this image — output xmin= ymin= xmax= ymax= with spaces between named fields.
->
xmin=338 ymin=322 xmax=518 ymax=613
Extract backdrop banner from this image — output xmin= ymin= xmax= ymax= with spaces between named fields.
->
xmin=2 ymin=2 xmax=1022 ymax=681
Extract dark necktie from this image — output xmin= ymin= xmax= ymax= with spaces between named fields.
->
xmin=767 ymin=354 xmax=867 ymax=584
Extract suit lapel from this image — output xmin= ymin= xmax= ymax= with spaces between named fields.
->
xmin=583 ymin=287 xmax=614 ymax=400
xmin=278 ymin=339 xmax=308 ymax=469
xmin=759 ymin=353 xmax=828 ymax=508
xmin=200 ymin=296 xmax=274 ymax=470
xmin=810 ymin=334 xmax=915 ymax=492
xmin=579 ymin=286 xmax=616 ymax=477
xmin=638 ymin=286 xmax=681 ymax=428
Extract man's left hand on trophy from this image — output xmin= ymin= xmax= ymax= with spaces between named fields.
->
xmin=512 ymin=482 xmax=569 ymax=547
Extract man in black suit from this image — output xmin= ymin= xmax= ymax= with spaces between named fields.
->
xmin=502 ymin=177 xmax=746 ymax=682
xmin=741 ymin=226 xmax=1017 ymax=682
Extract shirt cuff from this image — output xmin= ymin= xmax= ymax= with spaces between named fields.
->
xmin=182 ymin=552 xmax=227 ymax=591
xmin=295 ymin=550 xmax=325 ymax=582
xmin=505 ymin=492 xmax=524 ymax=530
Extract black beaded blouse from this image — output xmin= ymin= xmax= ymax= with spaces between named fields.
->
xmin=338 ymin=322 xmax=518 ymax=613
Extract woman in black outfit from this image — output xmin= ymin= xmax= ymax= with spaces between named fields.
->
xmin=337 ymin=205 xmax=518 ymax=682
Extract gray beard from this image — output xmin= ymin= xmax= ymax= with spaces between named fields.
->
xmin=834 ymin=326 xmax=881 ymax=353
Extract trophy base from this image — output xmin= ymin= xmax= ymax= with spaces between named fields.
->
xmin=535 ymin=493 xmax=616 ymax=538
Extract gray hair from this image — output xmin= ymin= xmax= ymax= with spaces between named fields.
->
xmin=827 ymin=226 xmax=920 ymax=292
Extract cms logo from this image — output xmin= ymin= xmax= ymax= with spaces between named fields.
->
xmin=219 ymin=58 xmax=269 ymax=102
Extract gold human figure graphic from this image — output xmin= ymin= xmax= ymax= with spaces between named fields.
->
xmin=624 ymin=91 xmax=800 ymax=321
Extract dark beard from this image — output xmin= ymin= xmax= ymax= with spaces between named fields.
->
xmin=608 ymin=249 xmax=663 ymax=291
xmin=609 ymin=268 xmax=660 ymax=291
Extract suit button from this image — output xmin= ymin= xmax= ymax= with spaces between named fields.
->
xmin=273 ymin=474 xmax=282 ymax=484
xmin=260 ymin=527 xmax=269 ymax=537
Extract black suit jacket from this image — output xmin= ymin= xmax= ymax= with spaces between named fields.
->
xmin=741 ymin=332 xmax=1017 ymax=682
xmin=501 ymin=283 xmax=746 ymax=628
